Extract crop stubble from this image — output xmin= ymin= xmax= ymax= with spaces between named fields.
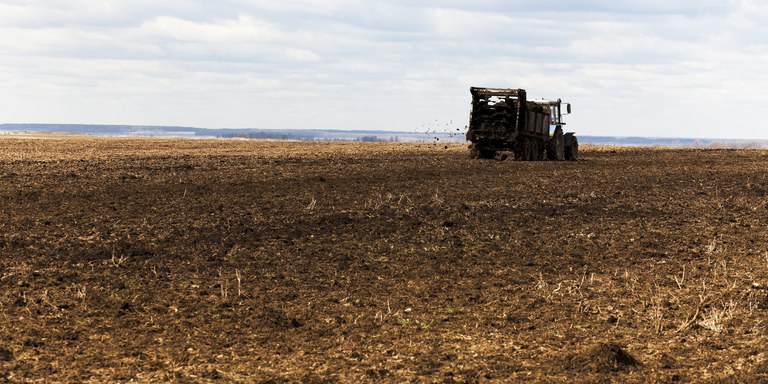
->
xmin=1 ymin=138 xmax=768 ymax=382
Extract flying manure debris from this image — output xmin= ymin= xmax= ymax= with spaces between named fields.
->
xmin=421 ymin=119 xmax=466 ymax=149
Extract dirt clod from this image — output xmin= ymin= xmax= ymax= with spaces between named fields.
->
xmin=564 ymin=343 xmax=641 ymax=373
xmin=0 ymin=348 xmax=13 ymax=362
xmin=259 ymin=308 xmax=303 ymax=329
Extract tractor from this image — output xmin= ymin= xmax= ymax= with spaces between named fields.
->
xmin=465 ymin=87 xmax=577 ymax=161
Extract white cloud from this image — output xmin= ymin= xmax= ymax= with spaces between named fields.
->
xmin=0 ymin=0 xmax=766 ymax=138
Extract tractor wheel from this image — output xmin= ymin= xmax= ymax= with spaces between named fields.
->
xmin=547 ymin=126 xmax=565 ymax=161
xmin=565 ymin=136 xmax=579 ymax=161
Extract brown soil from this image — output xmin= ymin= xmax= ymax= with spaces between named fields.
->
xmin=2 ymin=138 xmax=768 ymax=382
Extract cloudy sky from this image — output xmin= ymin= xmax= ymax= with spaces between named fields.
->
xmin=1 ymin=1 xmax=766 ymax=139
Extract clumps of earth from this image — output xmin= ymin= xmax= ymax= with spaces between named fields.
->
xmin=562 ymin=343 xmax=641 ymax=373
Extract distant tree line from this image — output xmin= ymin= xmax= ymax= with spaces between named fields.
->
xmin=356 ymin=136 xmax=400 ymax=142
xmin=218 ymin=131 xmax=316 ymax=140
xmin=217 ymin=131 xmax=401 ymax=142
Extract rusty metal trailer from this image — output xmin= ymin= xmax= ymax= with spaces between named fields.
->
xmin=465 ymin=87 xmax=577 ymax=161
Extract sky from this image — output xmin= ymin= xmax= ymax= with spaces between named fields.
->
xmin=1 ymin=1 xmax=767 ymax=139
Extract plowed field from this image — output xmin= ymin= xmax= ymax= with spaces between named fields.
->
xmin=2 ymin=138 xmax=768 ymax=383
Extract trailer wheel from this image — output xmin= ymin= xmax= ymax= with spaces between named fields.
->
xmin=536 ymin=139 xmax=546 ymax=160
xmin=521 ymin=137 xmax=536 ymax=161
xmin=523 ymin=139 xmax=531 ymax=161
xmin=471 ymin=146 xmax=497 ymax=159
xmin=513 ymin=137 xmax=537 ymax=161
xmin=479 ymin=149 xmax=497 ymax=159
xmin=565 ymin=136 xmax=579 ymax=161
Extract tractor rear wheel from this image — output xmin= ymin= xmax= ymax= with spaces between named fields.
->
xmin=547 ymin=125 xmax=565 ymax=161
xmin=565 ymin=136 xmax=579 ymax=161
